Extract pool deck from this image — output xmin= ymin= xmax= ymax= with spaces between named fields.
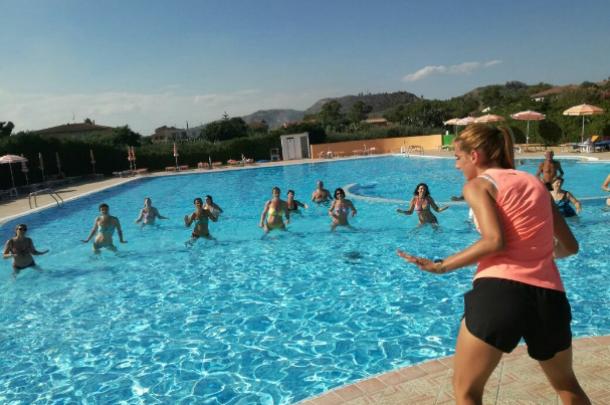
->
xmin=298 ymin=336 xmax=610 ymax=404
xmin=1 ymin=149 xmax=609 ymax=404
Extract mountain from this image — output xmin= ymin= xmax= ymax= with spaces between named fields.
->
xmin=304 ymin=91 xmax=420 ymax=116
xmin=241 ymin=109 xmax=304 ymax=129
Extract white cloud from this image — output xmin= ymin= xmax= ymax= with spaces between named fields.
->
xmin=402 ymin=60 xmax=502 ymax=82
xmin=0 ymin=88 xmax=320 ymax=135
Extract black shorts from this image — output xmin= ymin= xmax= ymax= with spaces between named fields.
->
xmin=464 ymin=277 xmax=572 ymax=361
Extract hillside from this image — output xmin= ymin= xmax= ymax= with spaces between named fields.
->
xmin=304 ymin=91 xmax=420 ymax=115
xmin=241 ymin=109 xmax=304 ymax=129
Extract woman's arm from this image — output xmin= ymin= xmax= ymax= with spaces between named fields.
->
xmin=296 ymin=200 xmax=308 ymax=209
xmin=552 ymin=202 xmax=578 ymax=258
xmin=3 ymin=240 xmax=13 ymax=259
xmin=214 ymin=203 xmax=224 ymax=213
xmin=29 ymin=239 xmax=49 ymax=255
xmin=328 ymin=200 xmax=337 ymax=217
xmin=602 ymin=174 xmax=610 ymax=191
xmin=82 ymin=219 xmax=99 ymax=243
xmin=114 ymin=218 xmax=126 ymax=243
xmin=397 ymin=198 xmax=416 ymax=215
xmin=348 ymin=200 xmax=357 ymax=216
xmin=135 ymin=209 xmax=144 ymax=223
xmin=153 ymin=208 xmax=167 ymax=220
xmin=184 ymin=213 xmax=194 ymax=227
xmin=429 ymin=197 xmax=448 ymax=213
xmin=565 ymin=191 xmax=582 ymax=213
xmin=399 ymin=179 xmax=504 ymax=273
xmin=260 ymin=202 xmax=269 ymax=227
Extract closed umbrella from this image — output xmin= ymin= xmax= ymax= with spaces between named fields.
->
xmin=0 ymin=154 xmax=28 ymax=192
xmin=130 ymin=146 xmax=137 ymax=171
xmin=55 ymin=152 xmax=62 ymax=177
xmin=39 ymin=152 xmax=45 ymax=182
xmin=20 ymin=154 xmax=29 ymax=185
xmin=510 ymin=110 xmax=545 ymax=144
xmin=90 ymin=149 xmax=96 ymax=174
xmin=474 ymin=114 xmax=505 ymax=124
xmin=126 ymin=145 xmax=133 ymax=170
xmin=562 ymin=104 xmax=605 ymax=143
xmin=173 ymin=142 xmax=179 ymax=170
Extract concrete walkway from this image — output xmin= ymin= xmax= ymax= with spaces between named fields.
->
xmin=299 ymin=336 xmax=610 ymax=404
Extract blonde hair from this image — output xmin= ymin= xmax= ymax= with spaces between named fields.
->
xmin=455 ymin=124 xmax=515 ymax=169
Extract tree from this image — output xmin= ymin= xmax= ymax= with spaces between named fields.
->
xmin=112 ymin=126 xmax=141 ymax=146
xmin=0 ymin=121 xmax=15 ymax=137
xmin=319 ymin=100 xmax=345 ymax=130
xmin=347 ymin=101 xmax=373 ymax=124
xmin=201 ymin=116 xmax=249 ymax=142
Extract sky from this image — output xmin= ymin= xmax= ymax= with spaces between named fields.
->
xmin=1 ymin=0 xmax=609 ymax=135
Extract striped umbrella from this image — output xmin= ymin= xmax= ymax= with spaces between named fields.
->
xmin=510 ymin=110 xmax=545 ymax=144
xmin=563 ymin=104 xmax=605 ymax=143
xmin=474 ymin=114 xmax=505 ymax=124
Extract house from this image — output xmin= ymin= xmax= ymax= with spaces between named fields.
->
xmin=363 ymin=117 xmax=388 ymax=126
xmin=32 ymin=121 xmax=114 ymax=138
xmin=149 ymin=126 xmax=188 ymax=143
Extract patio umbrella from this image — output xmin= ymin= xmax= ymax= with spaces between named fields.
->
xmin=443 ymin=118 xmax=462 ymax=136
xmin=474 ymin=114 xmax=505 ymax=124
xmin=456 ymin=116 xmax=476 ymax=126
xmin=510 ymin=110 xmax=545 ymax=144
xmin=38 ymin=152 xmax=45 ymax=182
xmin=0 ymin=154 xmax=28 ymax=190
xmin=562 ymin=103 xmax=605 ymax=143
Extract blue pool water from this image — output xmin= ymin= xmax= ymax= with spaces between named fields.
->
xmin=1 ymin=156 xmax=609 ymax=404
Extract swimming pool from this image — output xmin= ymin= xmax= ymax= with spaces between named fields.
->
xmin=1 ymin=156 xmax=609 ymax=404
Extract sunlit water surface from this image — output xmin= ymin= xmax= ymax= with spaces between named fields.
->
xmin=1 ymin=156 xmax=608 ymax=404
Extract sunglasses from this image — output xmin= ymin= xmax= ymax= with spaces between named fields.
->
xmin=16 ymin=227 xmax=27 ymax=231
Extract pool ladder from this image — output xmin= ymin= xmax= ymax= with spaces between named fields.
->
xmin=404 ymin=145 xmax=424 ymax=156
xmin=28 ymin=188 xmax=64 ymax=209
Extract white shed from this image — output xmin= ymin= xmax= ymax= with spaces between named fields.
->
xmin=280 ymin=132 xmax=310 ymax=160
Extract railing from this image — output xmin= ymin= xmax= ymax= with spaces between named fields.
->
xmin=405 ymin=145 xmax=424 ymax=156
xmin=28 ymin=188 xmax=64 ymax=209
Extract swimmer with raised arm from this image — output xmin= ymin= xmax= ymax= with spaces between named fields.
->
xmin=82 ymin=203 xmax=126 ymax=253
xmin=397 ymin=124 xmax=590 ymax=404
xmin=260 ymin=186 xmax=290 ymax=233
xmin=397 ymin=183 xmax=448 ymax=226
xmin=3 ymin=224 xmax=48 ymax=277
xmin=135 ymin=197 xmax=167 ymax=226
xmin=311 ymin=180 xmax=332 ymax=203
xmin=550 ymin=177 xmax=581 ymax=217
xmin=329 ymin=188 xmax=356 ymax=231
xmin=286 ymin=189 xmax=308 ymax=213
xmin=184 ymin=197 xmax=217 ymax=241
xmin=204 ymin=195 xmax=223 ymax=219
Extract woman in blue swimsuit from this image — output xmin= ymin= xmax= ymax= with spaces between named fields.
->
xmin=550 ymin=177 xmax=581 ymax=217
xmin=82 ymin=203 xmax=126 ymax=253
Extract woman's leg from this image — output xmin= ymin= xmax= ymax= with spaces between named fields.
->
xmin=538 ymin=347 xmax=590 ymax=404
xmin=453 ymin=320 xmax=503 ymax=405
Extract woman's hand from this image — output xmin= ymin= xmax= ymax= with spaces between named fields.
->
xmin=397 ymin=250 xmax=444 ymax=273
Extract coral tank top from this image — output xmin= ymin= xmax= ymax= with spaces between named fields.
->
xmin=473 ymin=168 xmax=564 ymax=292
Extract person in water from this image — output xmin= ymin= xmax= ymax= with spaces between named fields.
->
xmin=184 ymin=197 xmax=217 ymax=240
xmin=397 ymin=183 xmax=448 ymax=226
xmin=328 ymin=187 xmax=357 ymax=231
xmin=602 ymin=174 xmax=610 ymax=206
xmin=135 ymin=197 xmax=167 ymax=226
xmin=286 ymin=190 xmax=308 ymax=213
xmin=260 ymin=186 xmax=290 ymax=233
xmin=311 ymin=180 xmax=332 ymax=203
xmin=550 ymin=177 xmax=581 ymax=217
xmin=3 ymin=223 xmax=49 ymax=277
xmin=204 ymin=195 xmax=223 ymax=219
xmin=536 ymin=150 xmax=564 ymax=190
xmin=397 ymin=124 xmax=590 ymax=404
xmin=82 ymin=203 xmax=126 ymax=253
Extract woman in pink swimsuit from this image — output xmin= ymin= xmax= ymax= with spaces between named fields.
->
xmin=397 ymin=124 xmax=590 ymax=404
xmin=397 ymin=183 xmax=448 ymax=226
